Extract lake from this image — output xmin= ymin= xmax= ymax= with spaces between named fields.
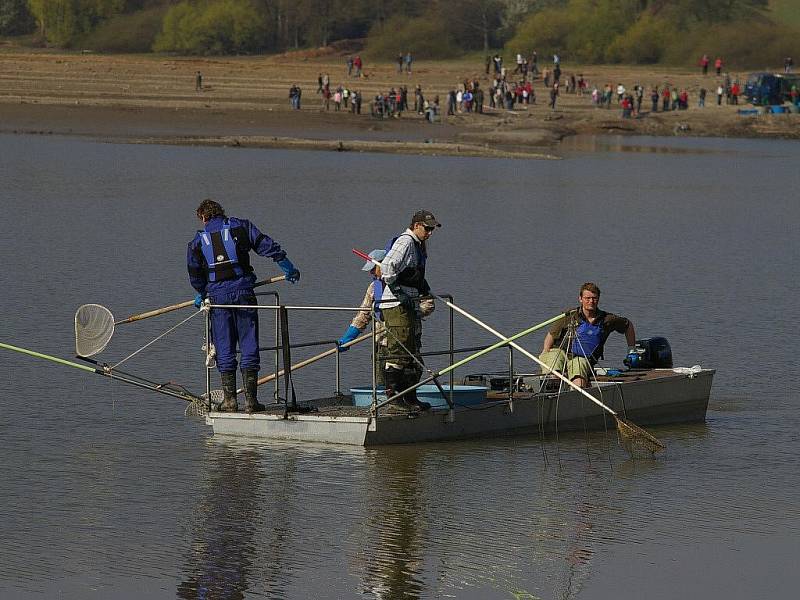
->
xmin=0 ymin=133 xmax=798 ymax=599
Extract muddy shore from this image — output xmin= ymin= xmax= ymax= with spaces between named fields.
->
xmin=1 ymin=50 xmax=797 ymax=158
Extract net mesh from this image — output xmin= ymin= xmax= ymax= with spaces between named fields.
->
xmin=616 ymin=416 xmax=666 ymax=457
xmin=185 ymin=389 xmax=223 ymax=417
xmin=75 ymin=304 xmax=115 ymax=357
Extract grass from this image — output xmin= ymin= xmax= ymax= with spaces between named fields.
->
xmin=769 ymin=0 xmax=800 ymax=26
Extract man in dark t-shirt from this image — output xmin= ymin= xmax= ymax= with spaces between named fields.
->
xmin=539 ymin=282 xmax=636 ymax=388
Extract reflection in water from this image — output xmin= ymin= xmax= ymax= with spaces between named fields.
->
xmin=359 ymin=447 xmax=425 ymax=600
xmin=177 ymin=438 xmax=296 ymax=600
xmin=177 ymin=440 xmax=261 ymax=600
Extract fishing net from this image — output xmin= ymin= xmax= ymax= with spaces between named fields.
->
xmin=75 ymin=304 xmax=115 ymax=357
xmin=616 ymin=416 xmax=666 ymax=457
xmin=185 ymin=389 xmax=223 ymax=417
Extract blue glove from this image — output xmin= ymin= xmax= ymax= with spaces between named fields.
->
xmin=337 ymin=325 xmax=361 ymax=352
xmin=277 ymin=258 xmax=300 ymax=283
xmin=194 ymin=293 xmax=203 ymax=308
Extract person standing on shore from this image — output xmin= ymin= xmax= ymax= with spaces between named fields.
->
xmin=715 ymin=57 xmax=723 ymax=75
xmin=195 ymin=71 xmax=202 ymax=92
xmin=716 ymin=84 xmax=724 ymax=106
xmin=405 ymin=52 xmax=413 ymax=74
xmin=699 ymin=87 xmax=707 ymax=108
xmin=785 ymin=57 xmax=794 ymax=74
xmin=700 ymin=54 xmax=709 ymax=75
xmin=188 ymin=199 xmax=300 ymax=413
xmin=379 ymin=210 xmax=441 ymax=411
xmin=549 ymin=82 xmax=559 ymax=110
xmin=651 ymin=86 xmax=659 ymax=112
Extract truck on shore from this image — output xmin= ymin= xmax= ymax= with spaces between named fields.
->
xmin=744 ymin=72 xmax=800 ymax=105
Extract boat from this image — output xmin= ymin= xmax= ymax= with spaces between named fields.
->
xmin=2 ymin=294 xmax=714 ymax=453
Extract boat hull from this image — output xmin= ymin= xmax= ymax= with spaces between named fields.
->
xmin=206 ymin=369 xmax=714 ymax=446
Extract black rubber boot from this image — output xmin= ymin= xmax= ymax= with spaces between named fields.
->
xmin=403 ymin=371 xmax=431 ymax=411
xmin=220 ymin=371 xmax=239 ymax=412
xmin=385 ymin=367 xmax=417 ymax=412
xmin=242 ymin=369 xmax=266 ymax=414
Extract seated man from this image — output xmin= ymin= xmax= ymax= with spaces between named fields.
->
xmin=539 ymin=282 xmax=636 ymax=388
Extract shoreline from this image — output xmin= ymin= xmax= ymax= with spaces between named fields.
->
xmin=1 ymin=51 xmax=798 ymax=157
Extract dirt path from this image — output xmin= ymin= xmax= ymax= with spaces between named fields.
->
xmin=1 ymin=50 xmax=797 ymax=157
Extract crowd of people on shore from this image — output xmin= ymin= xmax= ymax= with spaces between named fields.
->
xmin=282 ymin=51 xmax=796 ymax=122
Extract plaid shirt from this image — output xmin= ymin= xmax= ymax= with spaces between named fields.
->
xmin=380 ymin=229 xmax=423 ymax=310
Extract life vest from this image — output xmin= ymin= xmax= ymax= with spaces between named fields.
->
xmin=372 ymin=279 xmax=384 ymax=322
xmin=385 ymin=234 xmax=427 ymax=292
xmin=199 ymin=220 xmax=245 ymax=282
xmin=571 ymin=317 xmax=604 ymax=359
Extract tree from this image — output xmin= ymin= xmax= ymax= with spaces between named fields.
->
xmin=0 ymin=0 xmax=36 ymax=34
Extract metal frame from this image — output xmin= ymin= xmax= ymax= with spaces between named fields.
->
xmin=203 ymin=295 xmax=459 ymax=425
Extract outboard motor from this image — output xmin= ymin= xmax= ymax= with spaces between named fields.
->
xmin=624 ymin=337 xmax=673 ymax=369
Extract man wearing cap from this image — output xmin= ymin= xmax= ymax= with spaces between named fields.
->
xmin=188 ymin=199 xmax=300 ymax=413
xmin=336 ymin=249 xmax=435 ymax=386
xmin=378 ymin=210 xmax=440 ymax=410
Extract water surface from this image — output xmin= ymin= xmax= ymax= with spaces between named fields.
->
xmin=1 ymin=133 xmax=798 ymax=599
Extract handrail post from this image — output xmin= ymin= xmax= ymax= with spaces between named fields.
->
xmin=255 ymin=290 xmax=281 ymax=402
xmin=508 ymin=346 xmax=515 ymax=412
xmin=273 ymin=293 xmax=280 ymax=401
xmin=371 ymin=318 xmax=378 ymax=419
xmin=205 ymin=307 xmax=211 ymax=409
xmin=334 ymin=342 xmax=341 ymax=396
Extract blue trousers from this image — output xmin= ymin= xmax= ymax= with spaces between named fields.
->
xmin=209 ymin=288 xmax=259 ymax=373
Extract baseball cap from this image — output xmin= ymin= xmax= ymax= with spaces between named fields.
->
xmin=411 ymin=210 xmax=441 ymax=228
xmin=361 ymin=249 xmax=386 ymax=271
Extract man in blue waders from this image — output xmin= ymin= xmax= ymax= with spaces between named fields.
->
xmin=378 ymin=210 xmax=440 ymax=411
xmin=539 ymin=282 xmax=636 ymax=388
xmin=188 ymin=199 xmax=300 ymax=412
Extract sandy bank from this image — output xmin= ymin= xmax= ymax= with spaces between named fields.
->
xmin=1 ymin=50 xmax=797 ymax=157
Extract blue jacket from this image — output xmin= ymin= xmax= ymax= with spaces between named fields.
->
xmin=187 ymin=216 xmax=286 ymax=298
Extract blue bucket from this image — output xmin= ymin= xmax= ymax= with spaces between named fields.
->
xmin=350 ymin=385 xmax=488 ymax=408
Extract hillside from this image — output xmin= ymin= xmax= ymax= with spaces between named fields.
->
xmin=770 ymin=0 xmax=800 ymax=25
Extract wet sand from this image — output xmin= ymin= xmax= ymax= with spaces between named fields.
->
xmin=1 ymin=49 xmax=797 ymax=158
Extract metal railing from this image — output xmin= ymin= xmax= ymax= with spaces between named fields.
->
xmin=202 ymin=294 xmax=523 ymax=420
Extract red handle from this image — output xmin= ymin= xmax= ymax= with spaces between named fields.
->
xmin=352 ymin=248 xmax=377 ymax=264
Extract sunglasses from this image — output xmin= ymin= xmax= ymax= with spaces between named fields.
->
xmin=423 ymin=225 xmax=436 ymax=232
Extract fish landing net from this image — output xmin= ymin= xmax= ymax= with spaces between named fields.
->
xmin=615 ymin=416 xmax=666 ymax=457
xmin=75 ymin=304 xmax=115 ymax=357
xmin=185 ymin=389 xmax=223 ymax=417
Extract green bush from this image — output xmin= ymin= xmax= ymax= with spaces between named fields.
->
xmin=606 ymin=16 xmax=677 ymax=64
xmin=662 ymin=20 xmax=800 ymax=70
xmin=365 ymin=14 xmax=460 ymax=60
xmin=153 ymin=0 xmax=269 ymax=55
xmin=506 ymin=7 xmax=576 ymax=58
xmin=27 ymin=0 xmax=124 ymax=46
xmin=79 ymin=5 xmax=166 ymax=52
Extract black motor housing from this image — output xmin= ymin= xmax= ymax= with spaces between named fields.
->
xmin=631 ymin=337 xmax=673 ymax=369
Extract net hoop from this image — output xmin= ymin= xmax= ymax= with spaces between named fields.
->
xmin=75 ymin=304 xmax=115 ymax=357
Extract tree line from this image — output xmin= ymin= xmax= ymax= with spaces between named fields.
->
xmin=0 ymin=0 xmax=796 ymax=66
